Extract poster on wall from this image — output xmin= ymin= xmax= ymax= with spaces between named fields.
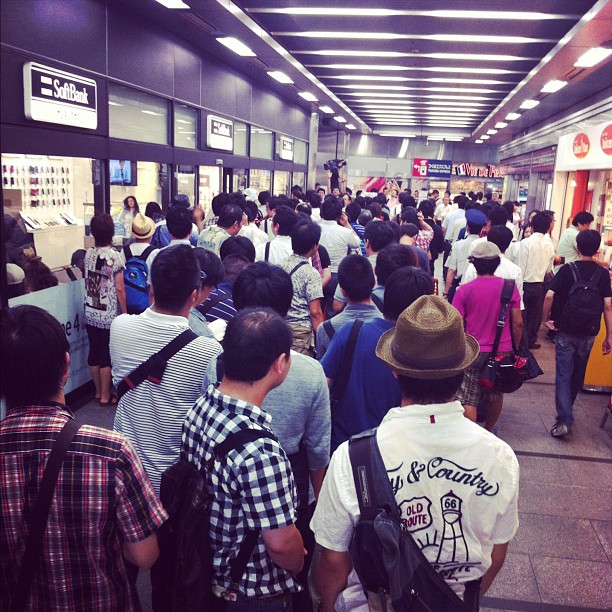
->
xmin=207 ymin=115 xmax=234 ymax=151
xmin=556 ymin=122 xmax=612 ymax=171
xmin=9 ymin=281 xmax=90 ymax=394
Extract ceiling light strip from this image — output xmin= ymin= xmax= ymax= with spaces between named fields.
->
xmin=275 ymin=32 xmax=556 ymax=44
xmin=293 ymin=50 xmax=539 ymax=62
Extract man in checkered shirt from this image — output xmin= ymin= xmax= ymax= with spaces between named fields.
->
xmin=181 ymin=307 xmax=305 ymax=611
xmin=0 ymin=305 xmax=167 ymax=611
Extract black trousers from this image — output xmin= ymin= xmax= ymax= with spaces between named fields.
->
xmin=523 ymin=282 xmax=544 ymax=345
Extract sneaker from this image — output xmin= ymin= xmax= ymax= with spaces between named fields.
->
xmin=550 ymin=422 xmax=569 ymax=438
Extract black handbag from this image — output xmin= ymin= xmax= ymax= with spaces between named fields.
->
xmin=478 ymin=279 xmax=526 ymax=394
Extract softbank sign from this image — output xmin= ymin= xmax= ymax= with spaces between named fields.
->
xmin=24 ymin=62 xmax=97 ymax=129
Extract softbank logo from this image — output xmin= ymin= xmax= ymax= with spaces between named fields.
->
xmin=39 ymin=75 xmax=89 ymax=105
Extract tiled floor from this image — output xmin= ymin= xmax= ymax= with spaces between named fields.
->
xmin=75 ymin=334 xmax=612 ymax=611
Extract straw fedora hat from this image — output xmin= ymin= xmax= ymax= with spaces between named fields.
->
xmin=131 ymin=213 xmax=155 ymax=240
xmin=376 ymin=295 xmax=479 ymax=379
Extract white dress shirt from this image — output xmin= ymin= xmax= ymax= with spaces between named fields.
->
xmin=255 ymin=234 xmax=293 ymax=264
xmin=518 ymin=232 xmax=555 ymax=282
xmin=319 ymin=220 xmax=361 ymax=272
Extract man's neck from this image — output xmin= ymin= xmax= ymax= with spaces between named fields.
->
xmin=401 ymin=396 xmax=454 ymax=407
xmin=151 ymin=305 xmax=190 ymax=318
xmin=347 ymin=298 xmax=373 ymax=307
xmin=578 ymin=255 xmax=595 ymax=262
xmin=218 ymin=379 xmax=268 ymax=409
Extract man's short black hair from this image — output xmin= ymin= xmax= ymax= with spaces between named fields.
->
xmin=400 ymin=207 xmax=418 ymax=225
xmin=218 ymin=204 xmax=243 ymax=230
xmin=193 ymin=248 xmax=225 ymax=288
xmin=399 ymin=223 xmax=419 ymax=239
xmin=222 ymin=308 xmax=292 ymax=383
xmin=472 ymin=256 xmax=500 ymax=276
xmin=220 ymin=236 xmax=256 ymax=263
xmin=375 ymin=244 xmax=418 ymax=285
xmin=345 ymin=201 xmax=362 ymax=223
xmin=358 ymin=210 xmax=373 ymax=227
xmin=223 ymin=253 xmax=251 ymax=282
xmin=151 ymin=245 xmax=199 ymax=311
xmin=321 ymin=196 xmax=343 ymax=221
xmin=258 ymin=190 xmax=271 ymax=207
xmin=576 ymin=229 xmax=601 ymax=257
xmin=1 ymin=305 xmax=69 ymax=408
xmin=487 ymin=225 xmax=513 ymax=253
xmin=273 ymin=205 xmax=298 ymax=236
xmin=364 ymin=221 xmax=395 ymax=253
xmin=397 ymin=373 xmax=465 ymax=404
xmin=243 ymin=200 xmax=259 ymax=223
xmin=531 ymin=211 xmax=551 ymax=234
xmin=233 ymin=262 xmax=293 ymax=318
xmin=90 ymin=214 xmax=114 ymax=246
xmin=467 ymin=221 xmax=485 ymax=236
xmin=291 ymin=218 xmax=321 ymax=255
xmin=489 ymin=205 xmax=510 ymax=226
xmin=211 ymin=192 xmax=230 ymax=216
xmin=399 ymin=192 xmax=416 ymax=209
xmin=166 ymin=206 xmax=193 ymax=239
xmin=338 ymin=255 xmax=375 ymax=301
xmin=502 ymin=201 xmax=515 ymax=221
xmin=383 ymin=267 xmax=434 ymax=321
xmin=573 ymin=211 xmax=594 ymax=227
xmin=268 ymin=196 xmax=284 ymax=212
xmin=418 ymin=200 xmax=435 ymax=219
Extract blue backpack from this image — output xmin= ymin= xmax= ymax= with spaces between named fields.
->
xmin=123 ymin=244 xmax=155 ymax=314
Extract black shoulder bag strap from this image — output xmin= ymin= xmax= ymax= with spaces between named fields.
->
xmin=15 ymin=419 xmax=82 ymax=612
xmin=330 ymin=319 xmax=364 ymax=410
xmin=288 ymin=261 xmax=308 ymax=276
xmin=323 ymin=319 xmax=335 ymax=341
xmin=117 ymin=329 xmax=198 ymax=401
xmin=371 ymin=292 xmax=383 ymax=312
xmin=264 ymin=241 xmax=271 ymax=262
xmin=214 ymin=429 xmax=278 ymax=589
xmin=489 ymin=279 xmax=515 ymax=362
xmin=196 ymin=292 xmax=231 ymax=316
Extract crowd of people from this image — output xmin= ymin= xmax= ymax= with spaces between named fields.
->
xmin=1 ymin=182 xmax=611 ymax=611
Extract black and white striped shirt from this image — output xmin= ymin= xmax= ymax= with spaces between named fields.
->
xmin=111 ymin=308 xmax=221 ymax=494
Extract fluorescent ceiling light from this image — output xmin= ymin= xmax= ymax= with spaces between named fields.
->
xmin=298 ymin=92 xmax=318 ymax=102
xmin=574 ymin=47 xmax=612 ymax=68
xmin=505 ymin=112 xmax=521 ymax=120
xmin=141 ymin=110 xmax=162 ymax=116
xmin=325 ymin=75 xmax=508 ymax=85
xmin=494 ymin=122 xmax=508 ymax=128
xmin=154 ymin=0 xmax=189 ymax=8
xmin=475 ymin=139 xmax=484 ymax=143
xmin=217 ymin=37 xmax=256 ymax=57
xmin=296 ymin=50 xmax=534 ymax=62
xmin=487 ymin=129 xmax=498 ymax=134
xmin=267 ymin=71 xmax=293 ymax=84
xmin=541 ymin=80 xmax=567 ymax=93
xmin=480 ymin=135 xmax=490 ymax=140
xmin=108 ymin=101 xmax=123 ymax=106
xmin=176 ymin=119 xmax=190 ymax=124
xmin=278 ymin=32 xmax=551 ymax=44
xmin=333 ymin=85 xmax=502 ymax=94
xmin=520 ymin=99 xmax=540 ymax=109
xmin=334 ymin=116 xmax=346 ymax=122
xmin=345 ymin=123 xmax=356 ymax=129
xmin=319 ymin=105 xmax=334 ymax=113
xmin=378 ymin=132 xmax=417 ymax=137
xmin=311 ymin=64 xmax=518 ymax=75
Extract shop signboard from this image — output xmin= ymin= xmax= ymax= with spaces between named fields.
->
xmin=452 ymin=162 xmax=504 ymax=178
xmin=279 ymin=136 xmax=294 ymax=161
xmin=412 ymin=158 xmax=452 ymax=178
xmin=8 ymin=281 xmax=90 ymax=394
xmin=23 ymin=62 xmax=97 ymax=130
xmin=207 ymin=115 xmax=234 ymax=151
xmin=556 ymin=122 xmax=612 ymax=171
xmin=500 ymin=146 xmax=557 ymax=174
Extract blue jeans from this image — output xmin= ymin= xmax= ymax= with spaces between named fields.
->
xmin=213 ymin=592 xmax=293 ymax=612
xmin=554 ymin=331 xmax=596 ymax=425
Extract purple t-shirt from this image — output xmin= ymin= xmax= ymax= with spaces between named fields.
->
xmin=453 ymin=277 xmax=520 ymax=352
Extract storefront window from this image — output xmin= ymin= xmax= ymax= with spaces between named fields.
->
xmin=175 ymin=165 xmax=196 ymax=205
xmin=250 ymin=127 xmax=273 ymax=159
xmin=234 ymin=122 xmax=248 ymax=156
xmin=109 ymin=84 xmax=169 ymax=145
xmin=199 ymin=166 xmax=221 ymax=219
xmin=294 ymin=140 xmax=308 ymax=165
xmin=2 ymin=153 xmax=95 ymax=291
xmin=110 ymin=162 xmax=167 ymax=238
xmin=273 ymin=171 xmax=290 ymax=196
xmin=249 ymin=168 xmax=271 ymax=192
xmin=292 ymin=171 xmax=306 ymax=191
xmin=233 ymin=169 xmax=248 ymax=192
xmin=174 ymin=104 xmax=198 ymax=149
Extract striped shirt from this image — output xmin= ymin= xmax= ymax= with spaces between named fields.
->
xmin=111 ymin=308 xmax=222 ymax=494
xmin=0 ymin=403 xmax=167 ymax=612
xmin=199 ymin=281 xmax=237 ymax=323
xmin=181 ymin=385 xmax=299 ymax=598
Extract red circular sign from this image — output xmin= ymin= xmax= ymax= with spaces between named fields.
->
xmin=572 ymin=133 xmax=590 ymax=159
xmin=601 ymin=124 xmax=612 ymax=156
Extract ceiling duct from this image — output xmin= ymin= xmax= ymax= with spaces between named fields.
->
xmin=181 ymin=13 xmax=217 ymax=34
xmin=249 ymin=57 xmax=269 ymax=71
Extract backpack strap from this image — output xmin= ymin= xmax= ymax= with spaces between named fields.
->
xmin=15 ymin=419 xmax=82 ymax=611
xmin=323 ymin=319 xmax=335 ymax=341
xmin=289 ymin=261 xmax=308 ymax=277
xmin=140 ymin=244 xmax=156 ymax=261
xmin=371 ymin=292 xmax=384 ymax=312
xmin=213 ymin=429 xmax=277 ymax=588
xmin=264 ymin=242 xmax=271 ymax=262
xmin=123 ymin=244 xmax=133 ymax=261
xmin=568 ymin=262 xmax=579 ymax=284
xmin=117 ymin=329 xmax=198 ymax=401
xmin=330 ymin=319 xmax=364 ymax=410
xmin=196 ymin=292 xmax=231 ymax=316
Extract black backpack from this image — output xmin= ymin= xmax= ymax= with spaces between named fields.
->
xmin=159 ymin=429 xmax=274 ymax=612
xmin=560 ymin=263 xmax=604 ymax=336
xmin=348 ymin=430 xmax=480 ymax=612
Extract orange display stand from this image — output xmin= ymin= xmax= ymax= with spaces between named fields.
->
xmin=583 ymin=315 xmax=612 ymax=392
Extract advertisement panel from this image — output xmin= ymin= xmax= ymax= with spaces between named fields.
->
xmin=556 ymin=122 xmax=612 ymax=171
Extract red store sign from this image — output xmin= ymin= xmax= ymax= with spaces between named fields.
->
xmin=572 ymin=133 xmax=590 ymax=159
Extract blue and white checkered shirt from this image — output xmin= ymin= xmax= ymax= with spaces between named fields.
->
xmin=181 ymin=384 xmax=299 ymax=598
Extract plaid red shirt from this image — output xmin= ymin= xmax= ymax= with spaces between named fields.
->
xmin=0 ymin=403 xmax=168 ymax=611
